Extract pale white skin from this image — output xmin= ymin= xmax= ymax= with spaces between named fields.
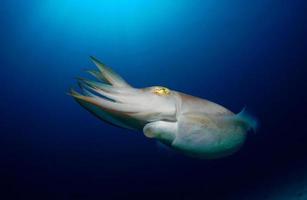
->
xmin=70 ymin=57 xmax=257 ymax=159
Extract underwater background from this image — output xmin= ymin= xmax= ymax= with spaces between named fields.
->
xmin=0 ymin=0 xmax=306 ymax=199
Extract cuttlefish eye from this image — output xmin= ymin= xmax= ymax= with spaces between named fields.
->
xmin=152 ymin=87 xmax=171 ymax=96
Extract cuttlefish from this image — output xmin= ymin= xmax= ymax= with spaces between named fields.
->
xmin=69 ymin=57 xmax=257 ymax=159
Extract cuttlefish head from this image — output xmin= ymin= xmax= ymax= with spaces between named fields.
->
xmin=70 ymin=57 xmax=180 ymax=130
xmin=70 ymin=57 xmax=257 ymax=159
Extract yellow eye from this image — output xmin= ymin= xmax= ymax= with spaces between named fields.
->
xmin=152 ymin=87 xmax=171 ymax=96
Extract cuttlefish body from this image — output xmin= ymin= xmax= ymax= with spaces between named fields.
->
xmin=70 ymin=57 xmax=257 ymax=159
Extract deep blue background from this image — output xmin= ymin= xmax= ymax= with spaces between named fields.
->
xmin=0 ymin=0 xmax=306 ymax=199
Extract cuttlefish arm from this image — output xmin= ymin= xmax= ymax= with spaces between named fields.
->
xmin=69 ymin=57 xmax=258 ymax=159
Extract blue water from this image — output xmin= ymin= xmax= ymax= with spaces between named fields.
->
xmin=1 ymin=0 xmax=306 ymax=199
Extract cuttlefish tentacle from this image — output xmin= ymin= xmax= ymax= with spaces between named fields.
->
xmin=70 ymin=56 xmax=258 ymax=159
xmin=86 ymin=70 xmax=109 ymax=83
xmin=77 ymin=78 xmax=128 ymax=103
xmin=89 ymin=56 xmax=132 ymax=88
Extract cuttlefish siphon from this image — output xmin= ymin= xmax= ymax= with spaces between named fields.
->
xmin=69 ymin=57 xmax=257 ymax=159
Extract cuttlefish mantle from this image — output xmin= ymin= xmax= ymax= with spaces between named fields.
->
xmin=69 ymin=56 xmax=258 ymax=159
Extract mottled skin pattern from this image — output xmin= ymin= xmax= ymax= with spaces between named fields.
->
xmin=70 ymin=57 xmax=257 ymax=159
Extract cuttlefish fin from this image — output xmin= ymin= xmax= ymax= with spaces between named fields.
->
xmin=235 ymin=107 xmax=258 ymax=132
xmin=90 ymin=56 xmax=131 ymax=88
